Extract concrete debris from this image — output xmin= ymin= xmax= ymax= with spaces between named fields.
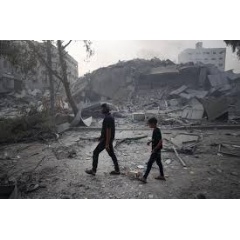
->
xmin=165 ymin=159 xmax=172 ymax=165
xmin=170 ymin=85 xmax=188 ymax=96
xmin=53 ymin=146 xmax=77 ymax=160
xmin=208 ymin=73 xmax=229 ymax=88
xmin=218 ymin=143 xmax=240 ymax=158
xmin=127 ymin=170 xmax=141 ymax=179
xmin=146 ymin=66 xmax=179 ymax=76
xmin=0 ymin=73 xmax=22 ymax=94
xmin=181 ymin=98 xmax=204 ymax=120
xmin=57 ymin=122 xmax=71 ymax=134
xmin=132 ymin=112 xmax=145 ymax=121
xmin=201 ymin=97 xmax=229 ymax=121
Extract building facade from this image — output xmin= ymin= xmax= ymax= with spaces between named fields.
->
xmin=178 ymin=42 xmax=226 ymax=71
xmin=0 ymin=41 xmax=79 ymax=93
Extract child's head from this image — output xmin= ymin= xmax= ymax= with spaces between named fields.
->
xmin=147 ymin=117 xmax=158 ymax=128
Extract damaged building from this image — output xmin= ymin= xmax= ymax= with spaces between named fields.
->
xmin=71 ymin=57 xmax=240 ymax=126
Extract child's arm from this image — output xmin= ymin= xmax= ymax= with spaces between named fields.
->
xmin=152 ymin=140 xmax=163 ymax=153
xmin=147 ymin=140 xmax=152 ymax=146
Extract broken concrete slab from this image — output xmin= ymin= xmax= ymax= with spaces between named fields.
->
xmin=198 ymin=67 xmax=208 ymax=87
xmin=132 ymin=112 xmax=145 ymax=121
xmin=208 ymin=73 xmax=229 ymax=89
xmin=57 ymin=122 xmax=71 ymax=134
xmin=185 ymin=89 xmax=208 ymax=99
xmin=81 ymin=116 xmax=93 ymax=127
xmin=146 ymin=66 xmax=179 ymax=76
xmin=171 ymin=133 xmax=199 ymax=149
xmin=181 ymin=98 xmax=204 ymax=120
xmin=201 ymin=97 xmax=229 ymax=121
xmin=170 ymin=85 xmax=188 ymax=96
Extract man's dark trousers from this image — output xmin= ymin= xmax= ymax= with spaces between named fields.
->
xmin=92 ymin=140 xmax=119 ymax=172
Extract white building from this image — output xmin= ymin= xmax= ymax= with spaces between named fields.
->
xmin=178 ymin=42 xmax=226 ymax=71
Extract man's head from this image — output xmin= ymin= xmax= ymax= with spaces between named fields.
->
xmin=101 ymin=103 xmax=110 ymax=114
xmin=147 ymin=117 xmax=158 ymax=128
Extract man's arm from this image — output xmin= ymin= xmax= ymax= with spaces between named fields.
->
xmin=105 ymin=128 xmax=111 ymax=151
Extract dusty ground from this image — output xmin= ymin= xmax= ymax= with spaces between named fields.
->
xmin=1 ymin=128 xmax=240 ymax=199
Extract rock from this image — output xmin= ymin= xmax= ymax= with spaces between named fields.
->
xmin=148 ymin=194 xmax=154 ymax=199
xmin=165 ymin=159 xmax=172 ymax=165
xmin=137 ymin=165 xmax=145 ymax=169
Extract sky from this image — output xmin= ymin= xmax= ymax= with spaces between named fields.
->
xmin=67 ymin=40 xmax=240 ymax=77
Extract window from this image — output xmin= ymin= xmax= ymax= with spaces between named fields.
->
xmin=204 ymin=58 xmax=208 ymax=61
xmin=219 ymin=63 xmax=223 ymax=67
xmin=213 ymin=51 xmax=216 ymax=54
xmin=211 ymin=58 xmax=216 ymax=60
xmin=188 ymin=53 xmax=192 ymax=55
xmin=219 ymin=57 xmax=223 ymax=60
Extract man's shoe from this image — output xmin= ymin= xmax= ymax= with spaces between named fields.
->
xmin=155 ymin=176 xmax=166 ymax=181
xmin=110 ymin=170 xmax=120 ymax=175
xmin=85 ymin=169 xmax=96 ymax=176
xmin=138 ymin=176 xmax=147 ymax=183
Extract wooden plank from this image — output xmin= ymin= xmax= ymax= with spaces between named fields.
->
xmin=172 ymin=146 xmax=187 ymax=167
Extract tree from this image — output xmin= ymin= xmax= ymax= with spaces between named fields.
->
xmin=1 ymin=40 xmax=94 ymax=117
xmin=57 ymin=40 xmax=78 ymax=115
xmin=26 ymin=40 xmax=93 ymax=116
xmin=46 ymin=40 xmax=55 ymax=119
xmin=224 ymin=40 xmax=240 ymax=59
xmin=0 ymin=40 xmax=38 ymax=74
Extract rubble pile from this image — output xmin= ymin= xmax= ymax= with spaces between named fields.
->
xmin=72 ymin=58 xmax=175 ymax=104
xmin=71 ymin=60 xmax=240 ymax=127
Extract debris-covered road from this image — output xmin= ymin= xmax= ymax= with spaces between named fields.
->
xmin=1 ymin=128 xmax=240 ymax=199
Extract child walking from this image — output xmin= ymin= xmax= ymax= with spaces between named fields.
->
xmin=139 ymin=117 xmax=165 ymax=183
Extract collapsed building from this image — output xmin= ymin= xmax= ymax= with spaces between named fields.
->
xmin=72 ymin=58 xmax=240 ymax=126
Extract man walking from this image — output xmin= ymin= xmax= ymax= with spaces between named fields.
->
xmin=85 ymin=103 xmax=120 ymax=176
